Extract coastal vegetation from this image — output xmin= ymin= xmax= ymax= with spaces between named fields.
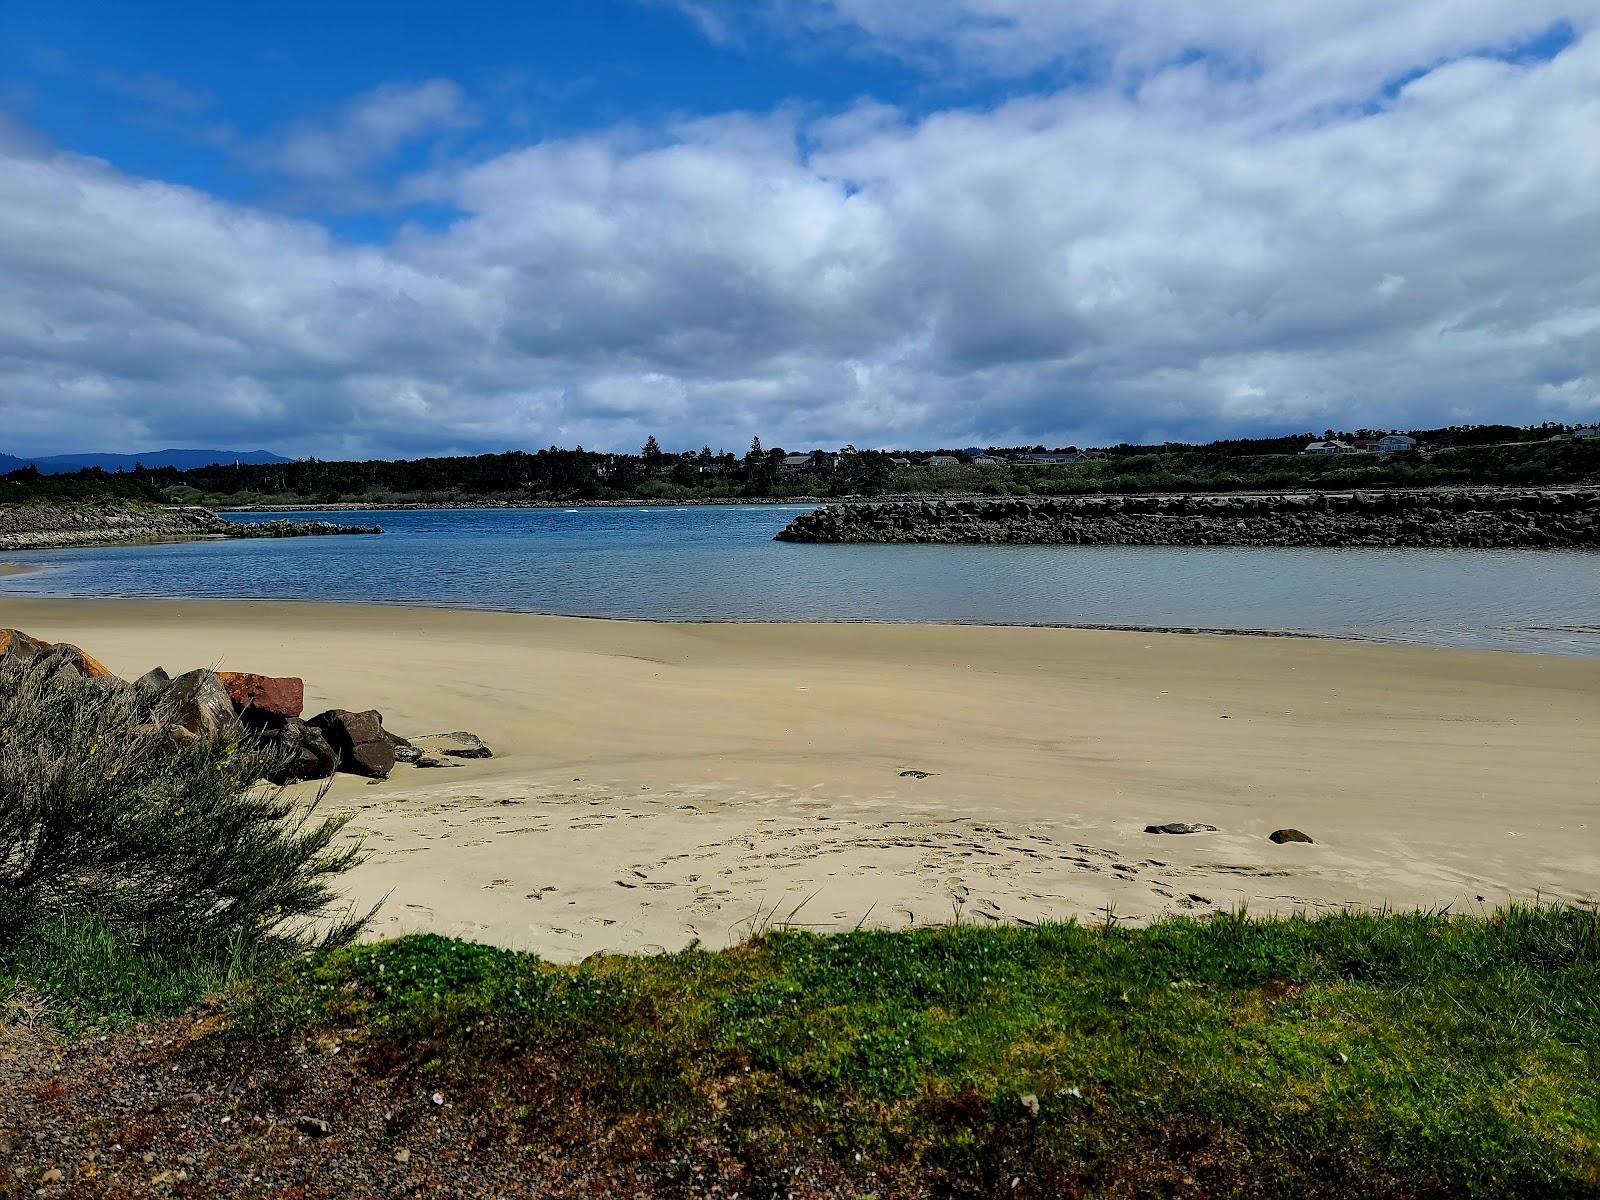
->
xmin=2 ymin=639 xmax=1597 ymax=1196
xmin=0 ymin=658 xmax=368 ymax=1031
xmin=6 ymin=899 xmax=1597 ymax=1196
xmin=3 ymin=426 xmax=1598 ymax=510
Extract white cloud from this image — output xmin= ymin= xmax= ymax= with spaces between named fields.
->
xmin=1 ymin=8 xmax=1598 ymax=456
xmin=251 ymin=79 xmax=479 ymax=181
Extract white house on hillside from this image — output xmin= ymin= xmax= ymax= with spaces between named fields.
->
xmin=925 ymin=455 xmax=960 ymax=467
xmin=1376 ymin=434 xmax=1417 ymax=453
xmin=1303 ymin=440 xmax=1357 ymax=454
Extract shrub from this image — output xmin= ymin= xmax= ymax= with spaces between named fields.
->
xmin=0 ymin=662 xmax=370 ymax=954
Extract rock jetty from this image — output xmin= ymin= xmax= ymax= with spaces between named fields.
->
xmin=0 ymin=502 xmax=380 ymax=551
xmin=774 ymin=489 xmax=1600 ymax=549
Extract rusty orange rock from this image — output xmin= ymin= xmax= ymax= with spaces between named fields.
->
xmin=0 ymin=629 xmax=115 ymax=678
xmin=216 ymin=671 xmax=305 ymax=718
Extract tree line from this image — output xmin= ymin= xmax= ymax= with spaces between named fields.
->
xmin=2 ymin=425 xmax=1595 ymax=507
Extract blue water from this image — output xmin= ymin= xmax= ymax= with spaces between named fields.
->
xmin=3 ymin=506 xmax=1598 ymax=656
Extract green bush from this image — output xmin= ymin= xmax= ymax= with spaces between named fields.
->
xmin=0 ymin=663 xmax=370 ymax=954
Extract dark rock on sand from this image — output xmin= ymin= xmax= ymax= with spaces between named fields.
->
xmin=160 ymin=670 xmax=245 ymax=740
xmin=1269 ymin=828 xmax=1315 ymax=844
xmin=133 ymin=666 xmax=171 ymax=695
xmin=265 ymin=718 xmax=340 ymax=785
xmin=384 ymin=729 xmax=420 ymax=763
xmin=412 ymin=750 xmax=460 ymax=769
xmin=1145 ymin=822 xmax=1218 ymax=835
xmin=415 ymin=731 xmax=493 ymax=760
xmin=310 ymin=709 xmax=396 ymax=778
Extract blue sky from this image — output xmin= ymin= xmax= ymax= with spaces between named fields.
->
xmin=8 ymin=2 xmax=942 ymax=233
xmin=1 ymin=1 xmax=1598 ymax=458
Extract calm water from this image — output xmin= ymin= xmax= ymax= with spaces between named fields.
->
xmin=3 ymin=505 xmax=1598 ymax=656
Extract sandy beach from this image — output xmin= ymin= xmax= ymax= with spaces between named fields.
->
xmin=3 ymin=595 xmax=1596 ymax=960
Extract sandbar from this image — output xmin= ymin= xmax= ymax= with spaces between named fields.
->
xmin=3 ymin=596 xmax=1596 ymax=960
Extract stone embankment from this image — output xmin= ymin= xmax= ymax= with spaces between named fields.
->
xmin=774 ymin=488 xmax=1600 ymax=549
xmin=0 ymin=502 xmax=379 ymax=551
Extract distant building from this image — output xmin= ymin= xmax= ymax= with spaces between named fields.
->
xmin=1376 ymin=434 xmax=1417 ymax=453
xmin=970 ymin=454 xmax=1005 ymax=466
xmin=1017 ymin=450 xmax=1104 ymax=464
xmin=1572 ymin=425 xmax=1599 ymax=440
xmin=888 ymin=456 xmax=912 ymax=467
xmin=1303 ymin=440 xmax=1357 ymax=454
xmin=1351 ymin=438 xmax=1380 ymax=451
xmin=924 ymin=455 xmax=960 ymax=467
xmin=781 ymin=452 xmax=838 ymax=472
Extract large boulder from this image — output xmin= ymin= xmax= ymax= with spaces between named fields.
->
xmin=159 ymin=669 xmax=244 ymax=740
xmin=0 ymin=629 xmax=116 ymax=679
xmin=265 ymin=718 xmax=339 ymax=785
xmin=309 ymin=709 xmax=395 ymax=778
xmin=216 ymin=671 xmax=304 ymax=720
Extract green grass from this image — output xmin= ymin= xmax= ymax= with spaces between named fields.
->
xmin=0 ymin=913 xmax=277 ymax=1034
xmin=216 ymin=904 xmax=1600 ymax=1197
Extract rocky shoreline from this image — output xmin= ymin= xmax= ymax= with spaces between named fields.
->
xmin=0 ymin=627 xmax=489 ymax=784
xmin=774 ymin=488 xmax=1600 ymax=549
xmin=0 ymin=503 xmax=379 ymax=551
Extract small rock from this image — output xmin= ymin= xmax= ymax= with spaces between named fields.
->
xmin=1144 ymin=822 xmax=1217 ymax=835
xmin=899 ymin=769 xmax=933 ymax=778
xmin=394 ymin=1148 xmax=411 ymax=1164
xmin=295 ymin=1116 xmax=332 ymax=1137
xmin=1018 ymin=1093 xmax=1040 ymax=1118
xmin=133 ymin=666 xmax=170 ymax=695
xmin=1331 ymin=1051 xmax=1349 ymax=1066
xmin=41 ymin=1167 xmax=64 ymax=1183
xmin=412 ymin=750 xmax=459 ymax=769
xmin=431 ymin=1092 xmax=445 ymax=1107
xmin=414 ymin=731 xmax=493 ymax=760
xmin=1269 ymin=828 xmax=1314 ymax=844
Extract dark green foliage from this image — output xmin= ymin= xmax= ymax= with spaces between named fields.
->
xmin=6 ymin=425 xmax=1595 ymax=510
xmin=0 ymin=662 xmax=369 ymax=954
xmin=235 ymin=905 xmax=1600 ymax=1197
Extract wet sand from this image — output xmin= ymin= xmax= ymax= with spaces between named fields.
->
xmin=3 ymin=596 xmax=1596 ymax=960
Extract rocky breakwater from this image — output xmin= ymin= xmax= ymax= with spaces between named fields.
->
xmin=774 ymin=488 xmax=1600 ymax=549
xmin=0 ymin=503 xmax=227 ymax=551
xmin=0 ymin=502 xmax=381 ymax=551
xmin=0 ymin=627 xmax=489 ymax=785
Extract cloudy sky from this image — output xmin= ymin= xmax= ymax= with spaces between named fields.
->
xmin=2 ymin=1 xmax=1597 ymax=459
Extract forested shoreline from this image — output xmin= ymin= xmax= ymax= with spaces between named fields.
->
xmin=3 ymin=426 xmax=1597 ymax=510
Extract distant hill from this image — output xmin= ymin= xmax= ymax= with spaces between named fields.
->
xmin=0 ymin=449 xmax=294 ymax=475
